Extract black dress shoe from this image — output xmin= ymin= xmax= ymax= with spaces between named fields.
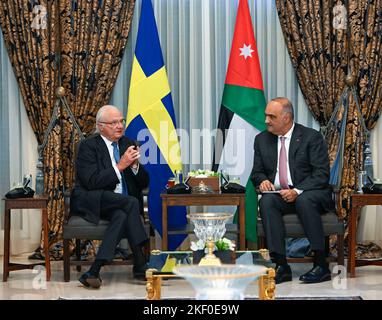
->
xmin=299 ymin=266 xmax=331 ymax=284
xmin=79 ymin=272 xmax=102 ymax=289
xmin=133 ymin=263 xmax=149 ymax=280
xmin=275 ymin=265 xmax=292 ymax=284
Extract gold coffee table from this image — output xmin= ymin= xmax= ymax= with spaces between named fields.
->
xmin=146 ymin=249 xmax=275 ymax=300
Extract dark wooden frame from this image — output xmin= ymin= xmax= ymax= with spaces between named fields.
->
xmin=348 ymin=193 xmax=382 ymax=277
xmin=2 ymin=196 xmax=51 ymax=282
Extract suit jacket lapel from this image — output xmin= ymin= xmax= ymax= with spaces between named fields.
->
xmin=119 ymin=137 xmax=128 ymax=155
xmin=289 ymin=124 xmax=303 ymax=180
xmin=268 ymin=133 xmax=278 ymax=177
xmin=96 ymin=134 xmax=113 ymax=169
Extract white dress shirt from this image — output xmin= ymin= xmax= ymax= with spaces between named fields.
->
xmin=273 ymin=123 xmax=303 ymax=195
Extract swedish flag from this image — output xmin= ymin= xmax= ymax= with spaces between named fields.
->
xmin=125 ymin=0 xmax=186 ymax=250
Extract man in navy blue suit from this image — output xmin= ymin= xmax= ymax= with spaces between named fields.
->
xmin=252 ymin=97 xmax=333 ymax=284
xmin=71 ymin=105 xmax=149 ymax=288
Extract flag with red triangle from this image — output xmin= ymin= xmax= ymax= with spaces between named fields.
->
xmin=213 ymin=0 xmax=266 ymax=243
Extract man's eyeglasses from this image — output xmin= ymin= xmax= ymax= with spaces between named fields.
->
xmin=100 ymin=119 xmax=126 ymax=127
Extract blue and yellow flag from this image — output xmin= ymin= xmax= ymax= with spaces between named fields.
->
xmin=125 ymin=0 xmax=187 ymax=250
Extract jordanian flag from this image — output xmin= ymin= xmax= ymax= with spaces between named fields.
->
xmin=213 ymin=0 xmax=266 ymax=243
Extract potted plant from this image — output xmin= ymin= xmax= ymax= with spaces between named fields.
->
xmin=190 ymin=238 xmax=236 ymax=264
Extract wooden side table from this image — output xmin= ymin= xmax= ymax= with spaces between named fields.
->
xmin=2 ymin=196 xmax=51 ymax=282
xmin=161 ymin=193 xmax=246 ymax=250
xmin=348 ymin=193 xmax=382 ymax=277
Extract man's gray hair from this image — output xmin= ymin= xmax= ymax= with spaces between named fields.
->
xmin=271 ymin=97 xmax=294 ymax=120
xmin=95 ymin=105 xmax=119 ymax=133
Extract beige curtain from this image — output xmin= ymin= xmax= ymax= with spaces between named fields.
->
xmin=0 ymin=0 xmax=136 ymax=258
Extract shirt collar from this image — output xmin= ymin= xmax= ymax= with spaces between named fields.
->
xmin=100 ymin=134 xmax=116 ymax=147
xmin=279 ymin=122 xmax=295 ymax=140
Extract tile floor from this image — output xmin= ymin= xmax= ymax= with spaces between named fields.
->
xmin=1 ymin=254 xmax=381 ymax=300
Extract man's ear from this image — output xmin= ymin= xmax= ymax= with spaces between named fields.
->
xmin=284 ymin=113 xmax=292 ymax=123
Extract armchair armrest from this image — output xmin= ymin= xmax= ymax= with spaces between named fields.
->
xmin=330 ymin=185 xmax=343 ymax=221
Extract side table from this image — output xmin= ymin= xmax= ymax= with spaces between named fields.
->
xmin=161 ymin=193 xmax=246 ymax=250
xmin=2 ymin=196 xmax=51 ymax=282
xmin=348 ymin=193 xmax=382 ymax=277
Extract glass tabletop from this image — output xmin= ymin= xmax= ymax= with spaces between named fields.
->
xmin=147 ymin=250 xmax=272 ymax=274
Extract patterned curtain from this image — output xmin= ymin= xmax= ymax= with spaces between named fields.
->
xmin=0 ymin=0 xmax=135 ymax=258
xmin=276 ymin=0 xmax=382 ymax=247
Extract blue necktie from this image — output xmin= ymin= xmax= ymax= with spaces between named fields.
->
xmin=112 ymin=142 xmax=128 ymax=196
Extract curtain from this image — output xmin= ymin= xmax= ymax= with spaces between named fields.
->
xmin=112 ymin=0 xmax=318 ymax=176
xmin=2 ymin=0 xmax=381 ymax=255
xmin=0 ymin=30 xmax=41 ymax=255
xmin=112 ymin=0 xmax=318 ymax=248
xmin=275 ymin=0 xmax=382 ymax=246
xmin=0 ymin=1 xmax=59 ymax=255
xmin=0 ymin=0 xmax=136 ymax=257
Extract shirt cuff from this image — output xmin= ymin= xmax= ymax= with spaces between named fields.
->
xmin=112 ymin=164 xmax=122 ymax=180
xmin=293 ymin=188 xmax=303 ymax=195
xmin=130 ymin=163 xmax=139 ymax=175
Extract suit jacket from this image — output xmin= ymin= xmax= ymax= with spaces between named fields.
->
xmin=70 ymin=134 xmax=149 ymax=224
xmin=251 ymin=123 xmax=331 ymax=192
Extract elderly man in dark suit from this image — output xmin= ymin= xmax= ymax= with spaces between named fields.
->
xmin=71 ymin=105 xmax=149 ymax=288
xmin=252 ymin=97 xmax=333 ymax=284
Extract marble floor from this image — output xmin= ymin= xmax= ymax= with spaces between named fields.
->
xmin=1 ymin=254 xmax=382 ymax=300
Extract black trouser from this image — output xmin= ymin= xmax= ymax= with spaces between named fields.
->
xmin=95 ymin=191 xmax=148 ymax=261
xmin=259 ymin=189 xmax=333 ymax=256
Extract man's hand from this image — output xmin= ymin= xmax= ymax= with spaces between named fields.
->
xmin=259 ymin=180 xmax=275 ymax=192
xmin=279 ymin=189 xmax=298 ymax=203
xmin=116 ymin=145 xmax=140 ymax=171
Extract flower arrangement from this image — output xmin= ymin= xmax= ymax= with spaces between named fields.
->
xmin=188 ymin=169 xmax=219 ymax=178
xmin=190 ymin=237 xmax=235 ymax=252
xmin=190 ymin=239 xmax=206 ymax=252
xmin=215 ymin=237 xmax=236 ymax=251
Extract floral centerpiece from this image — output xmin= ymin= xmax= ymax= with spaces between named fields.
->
xmin=190 ymin=238 xmax=236 ymax=264
xmin=188 ymin=169 xmax=219 ymax=178
xmin=187 ymin=170 xmax=220 ymax=192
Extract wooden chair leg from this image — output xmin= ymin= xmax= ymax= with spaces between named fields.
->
xmin=258 ymin=236 xmax=266 ymax=249
xmin=63 ymin=239 xmax=70 ymax=282
xmin=325 ymin=236 xmax=330 ymax=257
xmin=76 ymin=239 xmax=82 ymax=272
xmin=337 ymin=234 xmax=345 ymax=267
xmin=143 ymin=240 xmax=150 ymax=260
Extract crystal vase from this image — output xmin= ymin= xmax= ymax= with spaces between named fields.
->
xmin=188 ymin=212 xmax=233 ymax=265
xmin=173 ymin=265 xmax=266 ymax=300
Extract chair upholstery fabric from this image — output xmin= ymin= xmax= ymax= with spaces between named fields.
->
xmin=257 ymin=211 xmax=344 ymax=237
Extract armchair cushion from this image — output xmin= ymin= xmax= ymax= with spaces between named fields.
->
xmin=257 ymin=211 xmax=344 ymax=238
xmin=63 ymin=216 xmax=109 ymax=240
